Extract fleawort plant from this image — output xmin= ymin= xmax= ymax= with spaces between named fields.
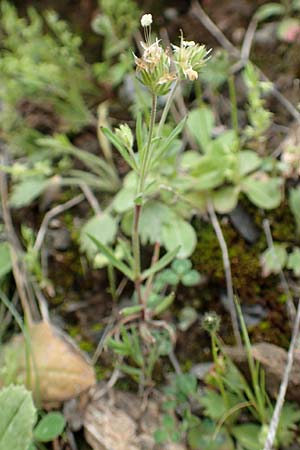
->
xmin=90 ymin=13 xmax=210 ymax=387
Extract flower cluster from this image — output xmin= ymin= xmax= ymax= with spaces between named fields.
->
xmin=172 ymin=34 xmax=211 ymax=81
xmin=135 ymin=14 xmax=211 ymax=95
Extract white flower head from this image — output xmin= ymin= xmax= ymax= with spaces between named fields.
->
xmin=182 ymin=40 xmax=196 ymax=47
xmin=141 ymin=14 xmax=152 ymax=27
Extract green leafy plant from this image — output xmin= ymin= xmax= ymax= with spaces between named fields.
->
xmin=89 ymin=14 xmax=210 ymax=388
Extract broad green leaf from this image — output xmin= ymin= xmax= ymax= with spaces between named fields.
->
xmin=255 ymin=3 xmax=285 ymax=22
xmin=0 ymin=242 xmax=12 ymax=279
xmin=172 ymin=259 xmax=192 ymax=275
xmin=188 ymin=420 xmax=234 ymax=450
xmin=122 ymin=201 xmax=174 ymax=245
xmin=162 ymin=219 xmax=197 ymax=259
xmin=261 ymin=244 xmax=287 ymax=276
xmin=277 ymin=402 xmax=300 ymax=445
xmin=0 ymin=385 xmax=37 ymax=450
xmin=289 ymin=187 xmax=300 ymax=233
xmin=186 ymin=106 xmax=215 ymax=151
xmin=232 ymin=424 xmax=261 ymax=450
xmin=141 ymin=246 xmax=180 ymax=280
xmin=34 ymin=412 xmax=65 ymax=442
xmin=10 ymin=178 xmax=48 ymax=208
xmin=212 ymin=186 xmax=239 ymax=213
xmin=192 ymin=143 xmax=231 ymax=190
xmin=287 ymin=248 xmax=300 ymax=277
xmin=112 ymin=187 xmax=135 ymax=213
xmin=238 ymin=150 xmax=262 ymax=176
xmin=88 ymin=234 xmax=133 ymax=280
xmin=192 ymin=157 xmax=226 ymax=190
xmin=181 ymin=270 xmax=201 ymax=286
xmin=242 ymin=177 xmax=281 ymax=209
xmin=80 ymin=213 xmax=117 ymax=259
xmin=200 ymin=390 xmax=227 ymax=420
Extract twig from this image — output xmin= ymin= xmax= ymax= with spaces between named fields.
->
xmin=169 ymin=349 xmax=182 ymax=375
xmin=34 ymin=194 xmax=84 ymax=252
xmin=191 ymin=1 xmax=239 ymax=57
xmin=263 ymin=219 xmax=296 ymax=322
xmin=0 ymin=162 xmax=33 ymax=325
xmin=240 ymin=17 xmax=258 ymax=62
xmin=207 ymin=200 xmax=242 ymax=346
xmin=263 ymin=299 xmax=300 ymax=450
xmin=80 ymin=182 xmax=102 ymax=215
xmin=191 ymin=1 xmax=300 ymax=123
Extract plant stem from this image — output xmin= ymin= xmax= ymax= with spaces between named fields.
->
xmin=133 ymin=93 xmax=158 ymax=315
xmin=228 ymin=75 xmax=239 ymax=134
xmin=212 ymin=333 xmax=229 ymax=410
xmin=157 ymin=79 xmax=179 ymax=137
xmin=234 ymin=295 xmax=266 ymax=423
xmin=133 ymin=204 xmax=142 ymax=281
xmin=138 ymin=93 xmax=157 ymax=194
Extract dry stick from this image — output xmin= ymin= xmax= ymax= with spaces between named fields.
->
xmin=0 ymin=165 xmax=34 ymax=325
xmin=80 ymin=182 xmax=102 ymax=215
xmin=207 ymin=200 xmax=242 ymax=346
xmin=263 ymin=219 xmax=296 ymax=322
xmin=34 ymin=194 xmax=84 ymax=252
xmin=263 ymin=299 xmax=300 ymax=450
xmin=191 ymin=0 xmax=300 ymax=123
xmin=240 ymin=17 xmax=258 ymax=61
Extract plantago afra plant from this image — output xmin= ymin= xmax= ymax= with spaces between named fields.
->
xmin=90 ymin=13 xmax=210 ymax=387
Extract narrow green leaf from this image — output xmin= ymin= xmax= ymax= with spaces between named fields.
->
xmin=120 ymin=305 xmax=143 ymax=316
xmin=88 ymin=234 xmax=134 ymax=280
xmin=0 ymin=242 xmax=12 ymax=279
xmin=153 ymin=292 xmax=175 ymax=315
xmin=152 ymin=117 xmax=186 ymax=165
xmin=136 ymin=112 xmax=144 ymax=157
xmin=141 ymin=246 xmax=180 ymax=280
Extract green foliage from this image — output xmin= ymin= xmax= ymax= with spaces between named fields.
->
xmin=80 ymin=213 xmax=118 ymax=259
xmin=0 ymin=385 xmax=37 ymax=450
xmin=255 ymin=1 xmax=300 ymax=43
xmin=107 ymin=326 xmax=172 ymax=385
xmin=0 ymin=242 xmax=12 ymax=279
xmin=33 ymin=412 xmax=66 ymax=443
xmin=261 ymin=243 xmax=288 ymax=276
xmin=92 ymin=0 xmax=140 ymax=85
xmin=289 ymin=187 xmax=300 ymax=233
xmin=0 ymin=1 xmax=93 ymax=152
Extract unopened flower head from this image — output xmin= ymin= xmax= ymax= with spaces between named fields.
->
xmin=141 ymin=14 xmax=152 ymax=27
xmin=201 ymin=312 xmax=221 ymax=334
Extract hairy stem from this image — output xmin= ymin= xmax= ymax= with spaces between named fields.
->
xmin=138 ymin=93 xmax=157 ymax=193
xmin=157 ymin=79 xmax=179 ymax=137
